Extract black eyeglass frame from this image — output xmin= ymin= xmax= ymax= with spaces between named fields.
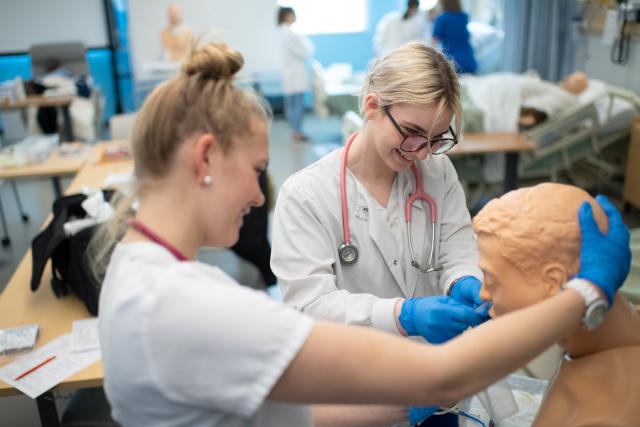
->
xmin=382 ymin=105 xmax=458 ymax=154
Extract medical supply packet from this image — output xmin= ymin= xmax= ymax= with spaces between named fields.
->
xmin=0 ymin=324 xmax=39 ymax=355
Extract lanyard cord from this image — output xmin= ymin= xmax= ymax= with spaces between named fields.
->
xmin=127 ymin=219 xmax=189 ymax=261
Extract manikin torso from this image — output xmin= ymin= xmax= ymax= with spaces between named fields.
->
xmin=473 ymin=183 xmax=640 ymax=427
xmin=533 ymin=294 xmax=640 ymax=426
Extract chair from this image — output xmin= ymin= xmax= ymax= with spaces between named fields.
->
xmin=29 ymin=42 xmax=104 ymax=141
xmin=60 ymin=387 xmax=120 ymax=427
xmin=30 ymin=42 xmax=88 ymax=78
xmin=341 ymin=110 xmax=363 ymax=141
xmin=310 ymin=61 xmax=329 ymax=119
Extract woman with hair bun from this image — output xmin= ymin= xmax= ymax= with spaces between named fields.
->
xmin=93 ymin=40 xmax=631 ymax=427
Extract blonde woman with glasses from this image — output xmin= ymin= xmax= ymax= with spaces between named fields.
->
xmin=272 ymin=41 xmax=497 ymax=425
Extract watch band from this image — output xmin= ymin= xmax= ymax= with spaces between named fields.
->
xmin=562 ymin=278 xmax=609 ymax=330
xmin=562 ymin=278 xmax=601 ymax=307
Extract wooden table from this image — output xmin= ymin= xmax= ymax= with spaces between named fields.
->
xmin=0 ymin=96 xmax=75 ymax=142
xmin=0 ymin=141 xmax=132 ymax=426
xmin=449 ymin=132 xmax=535 ymax=193
xmin=0 ymin=144 xmax=90 ymax=198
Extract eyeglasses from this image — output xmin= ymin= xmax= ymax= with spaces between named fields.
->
xmin=383 ymin=106 xmax=458 ymax=155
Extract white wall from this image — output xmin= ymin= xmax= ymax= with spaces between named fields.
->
xmin=0 ymin=0 xmax=107 ymax=52
xmin=128 ymin=0 xmax=282 ymax=79
xmin=576 ymin=34 xmax=640 ymax=94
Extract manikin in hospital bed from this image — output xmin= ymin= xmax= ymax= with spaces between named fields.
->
xmin=457 ymin=71 xmax=639 ymax=185
xmin=461 ymin=71 xmax=594 ymax=133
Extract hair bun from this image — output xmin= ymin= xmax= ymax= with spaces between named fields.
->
xmin=182 ymin=42 xmax=244 ymax=80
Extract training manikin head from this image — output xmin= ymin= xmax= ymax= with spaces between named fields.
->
xmin=472 ymin=183 xmax=607 ymax=318
xmin=167 ymin=4 xmax=182 ymax=27
xmin=561 ymin=71 xmax=589 ymax=95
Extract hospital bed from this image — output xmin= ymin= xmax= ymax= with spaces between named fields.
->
xmin=450 ymin=81 xmax=640 ymax=207
xmin=621 ymin=228 xmax=640 ymax=304
xmin=518 ymin=83 xmax=640 ymax=183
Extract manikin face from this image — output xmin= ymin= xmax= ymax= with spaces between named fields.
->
xmin=561 ymin=72 xmax=588 ymax=95
xmin=209 ymin=118 xmax=269 ymax=247
xmin=369 ymin=102 xmax=452 ymax=173
xmin=168 ymin=4 xmax=182 ymax=26
xmin=477 ymin=234 xmax=552 ymax=318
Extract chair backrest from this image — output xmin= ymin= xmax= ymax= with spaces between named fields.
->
xmin=341 ymin=110 xmax=363 ymax=141
xmin=29 ymin=42 xmax=88 ymax=78
xmin=311 ymin=60 xmax=329 ymax=119
xmin=109 ymin=113 xmax=137 ymax=140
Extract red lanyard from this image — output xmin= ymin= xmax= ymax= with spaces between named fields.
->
xmin=127 ymin=219 xmax=189 ymax=261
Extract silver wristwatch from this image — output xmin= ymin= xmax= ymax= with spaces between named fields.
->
xmin=561 ymin=278 xmax=609 ymax=330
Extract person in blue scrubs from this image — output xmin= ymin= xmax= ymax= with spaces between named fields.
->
xmin=432 ymin=0 xmax=477 ymax=74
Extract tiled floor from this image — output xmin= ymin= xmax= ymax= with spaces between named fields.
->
xmin=1 ymin=113 xmax=639 ymax=425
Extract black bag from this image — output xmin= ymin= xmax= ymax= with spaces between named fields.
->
xmin=31 ymin=191 xmax=114 ymax=315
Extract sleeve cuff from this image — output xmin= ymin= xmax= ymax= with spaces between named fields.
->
xmin=371 ymin=298 xmax=404 ymax=335
xmin=444 ymin=278 xmax=459 ymax=296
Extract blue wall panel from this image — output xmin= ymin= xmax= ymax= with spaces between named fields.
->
xmin=87 ymin=49 xmax=116 ymax=120
xmin=0 ymin=55 xmax=32 ymax=81
xmin=308 ymin=0 xmax=399 ymax=71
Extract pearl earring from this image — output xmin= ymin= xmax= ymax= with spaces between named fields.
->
xmin=203 ymin=175 xmax=212 ymax=186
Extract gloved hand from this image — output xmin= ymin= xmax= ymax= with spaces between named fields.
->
xmin=449 ymin=276 xmax=484 ymax=308
xmin=408 ymin=405 xmax=439 ymax=426
xmin=577 ymin=195 xmax=631 ymax=305
xmin=399 ymin=296 xmax=487 ymax=344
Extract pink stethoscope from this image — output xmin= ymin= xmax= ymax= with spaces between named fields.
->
xmin=339 ymin=133 xmax=442 ymax=273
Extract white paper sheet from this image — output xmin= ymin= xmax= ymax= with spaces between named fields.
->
xmin=103 ymin=171 xmax=133 ymax=187
xmin=0 ymin=334 xmax=100 ymax=399
xmin=70 ymin=318 xmax=100 ymax=353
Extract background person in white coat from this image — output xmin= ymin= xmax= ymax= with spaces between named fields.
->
xmin=93 ymin=40 xmax=632 ymax=427
xmin=277 ymin=6 xmax=314 ymax=142
xmin=374 ymin=0 xmax=433 ymax=57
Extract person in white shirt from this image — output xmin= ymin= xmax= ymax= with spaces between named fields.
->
xmin=91 ymin=40 xmax=631 ymax=427
xmin=277 ymin=6 xmax=314 ymax=142
xmin=374 ymin=0 xmax=432 ymax=57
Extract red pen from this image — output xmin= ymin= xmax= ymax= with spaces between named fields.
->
xmin=14 ymin=355 xmax=57 ymax=381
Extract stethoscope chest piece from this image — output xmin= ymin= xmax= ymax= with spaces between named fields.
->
xmin=339 ymin=242 xmax=359 ymax=265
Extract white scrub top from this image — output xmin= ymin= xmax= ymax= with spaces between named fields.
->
xmin=271 ymin=148 xmax=481 ymax=336
xmin=279 ymin=25 xmax=314 ymax=95
xmin=374 ymin=12 xmax=430 ymax=57
xmin=99 ymin=242 xmax=314 ymax=427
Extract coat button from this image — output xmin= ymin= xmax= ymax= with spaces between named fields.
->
xmin=393 ymin=259 xmax=398 ymax=265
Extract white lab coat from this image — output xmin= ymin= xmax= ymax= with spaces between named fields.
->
xmin=271 ymin=148 xmax=482 ymax=336
xmin=279 ymin=24 xmax=314 ymax=95
xmin=374 ymin=12 xmax=431 ymax=57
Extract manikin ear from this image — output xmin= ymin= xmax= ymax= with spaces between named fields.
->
xmin=192 ymin=133 xmax=219 ymax=184
xmin=362 ymin=94 xmax=382 ymax=121
xmin=539 ymin=263 xmax=569 ymax=297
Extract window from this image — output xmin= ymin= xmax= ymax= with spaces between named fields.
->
xmin=277 ymin=0 xmax=366 ymax=34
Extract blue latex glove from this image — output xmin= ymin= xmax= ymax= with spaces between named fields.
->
xmin=399 ymin=296 xmax=487 ymax=344
xmin=449 ymin=276 xmax=484 ymax=308
xmin=408 ymin=405 xmax=439 ymax=426
xmin=577 ymin=195 xmax=631 ymax=305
